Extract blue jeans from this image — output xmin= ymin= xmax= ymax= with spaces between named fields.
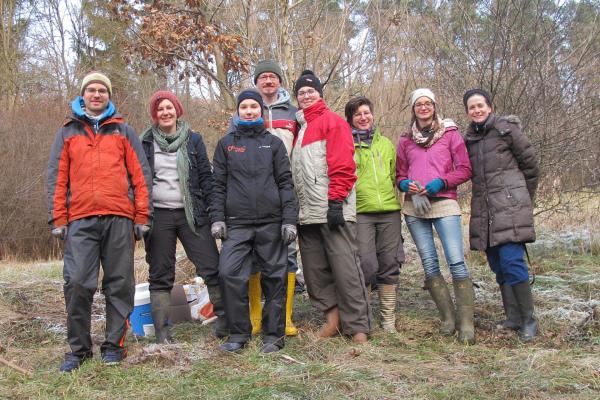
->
xmin=485 ymin=242 xmax=529 ymax=286
xmin=405 ymin=215 xmax=469 ymax=280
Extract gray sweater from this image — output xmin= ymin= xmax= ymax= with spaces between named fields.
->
xmin=152 ymin=141 xmax=184 ymax=209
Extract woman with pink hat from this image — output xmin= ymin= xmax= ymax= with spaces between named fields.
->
xmin=140 ymin=90 xmax=224 ymax=343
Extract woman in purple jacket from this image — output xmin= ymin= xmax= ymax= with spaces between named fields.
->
xmin=396 ymin=88 xmax=474 ymax=344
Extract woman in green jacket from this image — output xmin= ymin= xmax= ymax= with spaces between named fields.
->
xmin=345 ymin=96 xmax=405 ymax=332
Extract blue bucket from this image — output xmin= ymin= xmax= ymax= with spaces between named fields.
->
xmin=129 ymin=283 xmax=154 ymax=336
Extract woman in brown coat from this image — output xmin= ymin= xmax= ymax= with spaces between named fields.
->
xmin=463 ymin=89 xmax=539 ymax=342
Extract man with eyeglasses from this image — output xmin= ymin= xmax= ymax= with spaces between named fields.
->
xmin=47 ymin=71 xmax=153 ymax=372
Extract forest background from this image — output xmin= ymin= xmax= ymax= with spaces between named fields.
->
xmin=0 ymin=0 xmax=598 ymax=260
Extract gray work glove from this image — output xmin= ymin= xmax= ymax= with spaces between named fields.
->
xmin=281 ymin=224 xmax=297 ymax=245
xmin=411 ymin=181 xmax=431 ymax=216
xmin=412 ymin=194 xmax=432 ymax=216
xmin=51 ymin=225 xmax=67 ymax=240
xmin=134 ymin=224 xmax=151 ymax=241
xmin=211 ymin=221 xmax=227 ymax=240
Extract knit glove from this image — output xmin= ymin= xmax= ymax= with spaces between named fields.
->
xmin=412 ymin=194 xmax=432 ymax=216
xmin=425 ymin=178 xmax=445 ymax=196
xmin=281 ymin=224 xmax=297 ymax=245
xmin=211 ymin=221 xmax=228 ymax=240
xmin=327 ymin=200 xmax=346 ymax=230
xmin=51 ymin=225 xmax=67 ymax=240
xmin=134 ymin=224 xmax=151 ymax=241
xmin=398 ymin=179 xmax=413 ymax=193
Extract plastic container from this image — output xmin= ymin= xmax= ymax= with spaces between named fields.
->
xmin=129 ymin=282 xmax=154 ymax=336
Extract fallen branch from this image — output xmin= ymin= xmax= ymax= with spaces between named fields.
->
xmin=0 ymin=356 xmax=33 ymax=377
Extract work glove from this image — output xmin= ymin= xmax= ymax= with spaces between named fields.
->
xmin=412 ymin=194 xmax=432 ymax=216
xmin=425 ymin=178 xmax=445 ymax=196
xmin=134 ymin=224 xmax=151 ymax=241
xmin=398 ymin=179 xmax=413 ymax=193
xmin=51 ymin=225 xmax=67 ymax=240
xmin=211 ymin=221 xmax=227 ymax=240
xmin=327 ymin=200 xmax=345 ymax=230
xmin=281 ymin=224 xmax=297 ymax=245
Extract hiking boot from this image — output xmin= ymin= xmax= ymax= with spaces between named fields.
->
xmin=101 ymin=349 xmax=125 ymax=365
xmin=425 ymin=275 xmax=455 ymax=335
xmin=150 ymin=290 xmax=172 ymax=344
xmin=499 ymin=284 xmax=521 ymax=331
xmin=453 ymin=278 xmax=476 ymax=344
xmin=249 ymin=272 xmax=262 ymax=335
xmin=512 ymin=281 xmax=538 ymax=342
xmin=59 ymin=352 xmax=91 ymax=373
xmin=318 ymin=307 xmax=341 ymax=338
xmin=285 ymin=272 xmax=299 ymax=336
xmin=352 ymin=332 xmax=368 ymax=344
xmin=378 ymin=284 xmax=397 ymax=333
xmin=260 ymin=342 xmax=282 ymax=354
xmin=219 ymin=341 xmax=246 ymax=353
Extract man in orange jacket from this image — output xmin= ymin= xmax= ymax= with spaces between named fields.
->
xmin=47 ymin=71 xmax=153 ymax=372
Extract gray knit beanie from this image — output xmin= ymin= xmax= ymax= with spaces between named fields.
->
xmin=253 ymin=60 xmax=283 ymax=84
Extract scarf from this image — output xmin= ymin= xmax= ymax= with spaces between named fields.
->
xmin=409 ymin=116 xmax=446 ymax=148
xmin=142 ymin=120 xmax=197 ymax=234
xmin=352 ymin=126 xmax=375 ymax=146
xmin=238 ymin=117 xmax=265 ymax=127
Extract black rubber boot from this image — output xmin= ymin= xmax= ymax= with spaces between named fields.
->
xmin=207 ymin=284 xmax=228 ymax=338
xmin=512 ymin=281 xmax=538 ymax=342
xmin=150 ymin=290 xmax=172 ymax=344
xmin=499 ymin=284 xmax=521 ymax=331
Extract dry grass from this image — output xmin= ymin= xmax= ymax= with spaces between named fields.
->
xmin=1 ymin=225 xmax=599 ymax=399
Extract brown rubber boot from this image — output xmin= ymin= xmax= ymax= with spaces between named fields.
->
xmin=453 ymin=278 xmax=476 ymax=344
xmin=425 ymin=275 xmax=455 ymax=335
xmin=318 ymin=306 xmax=340 ymax=338
xmin=378 ymin=284 xmax=397 ymax=333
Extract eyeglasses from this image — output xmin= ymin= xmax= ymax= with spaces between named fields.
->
xmin=353 ymin=111 xmax=372 ymax=118
xmin=257 ymin=74 xmax=279 ymax=82
xmin=414 ymin=101 xmax=433 ymax=109
xmin=297 ymin=89 xmax=318 ymax=98
xmin=85 ymin=87 xmax=109 ymax=95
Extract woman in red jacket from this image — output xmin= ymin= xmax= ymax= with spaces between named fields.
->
xmin=291 ymin=70 xmax=371 ymax=343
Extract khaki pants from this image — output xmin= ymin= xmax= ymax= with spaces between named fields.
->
xmin=298 ymin=222 xmax=371 ymax=335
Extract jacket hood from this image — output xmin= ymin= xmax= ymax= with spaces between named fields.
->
xmin=270 ymin=87 xmax=293 ymax=108
xmin=71 ymin=96 xmax=116 ymax=124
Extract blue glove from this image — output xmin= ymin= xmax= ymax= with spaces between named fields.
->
xmin=425 ymin=178 xmax=445 ymax=196
xmin=398 ymin=179 xmax=412 ymax=193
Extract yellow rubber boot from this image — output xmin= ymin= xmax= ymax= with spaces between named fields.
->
xmin=249 ymin=272 xmax=262 ymax=335
xmin=285 ymin=272 xmax=299 ymax=336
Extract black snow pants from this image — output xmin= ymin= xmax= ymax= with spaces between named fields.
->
xmin=218 ymin=223 xmax=287 ymax=346
xmin=63 ymin=215 xmax=134 ymax=357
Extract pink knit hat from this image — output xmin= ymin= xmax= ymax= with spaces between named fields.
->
xmin=149 ymin=90 xmax=184 ymax=122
